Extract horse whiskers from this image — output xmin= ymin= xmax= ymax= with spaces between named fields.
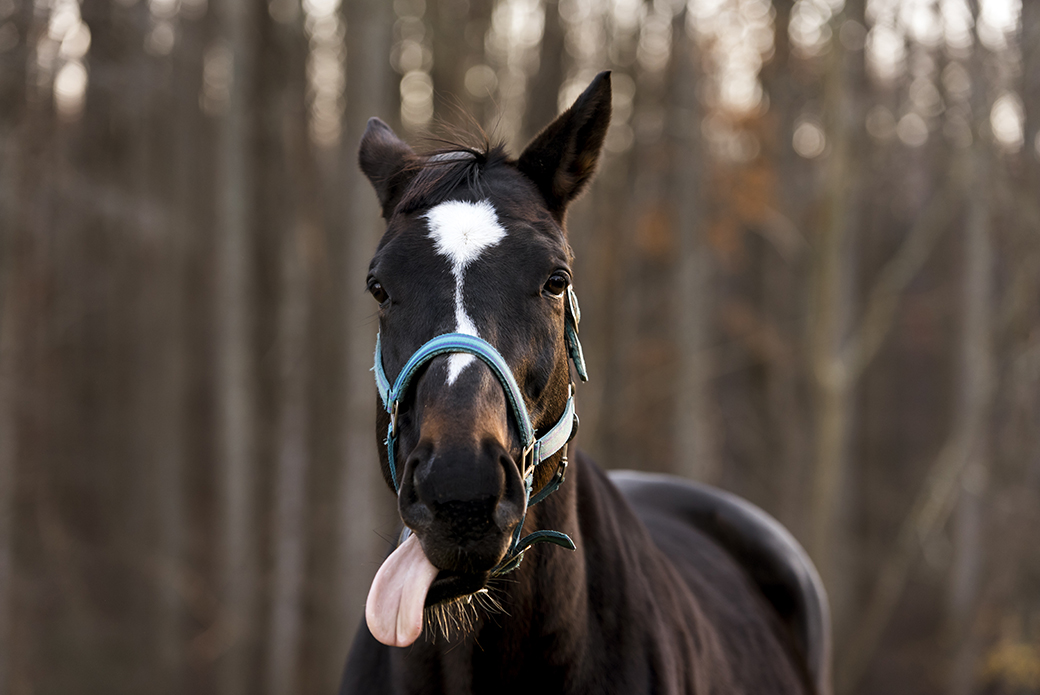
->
xmin=422 ymin=583 xmax=508 ymax=643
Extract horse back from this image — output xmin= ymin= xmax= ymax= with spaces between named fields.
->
xmin=608 ymin=470 xmax=832 ymax=695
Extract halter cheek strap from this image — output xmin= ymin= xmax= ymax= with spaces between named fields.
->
xmin=372 ymin=289 xmax=587 ymax=575
xmin=565 ymin=286 xmax=588 ymax=383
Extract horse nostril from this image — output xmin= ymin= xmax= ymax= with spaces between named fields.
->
xmin=493 ymin=499 xmax=523 ymax=532
xmin=399 ymin=498 xmax=433 ymax=533
xmin=398 ymin=454 xmax=434 ymax=532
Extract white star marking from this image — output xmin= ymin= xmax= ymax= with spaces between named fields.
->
xmin=424 ymin=199 xmax=507 ymax=384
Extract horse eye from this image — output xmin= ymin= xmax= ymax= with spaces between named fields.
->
xmin=369 ymin=281 xmax=389 ymax=304
xmin=543 ymin=273 xmax=569 ymax=297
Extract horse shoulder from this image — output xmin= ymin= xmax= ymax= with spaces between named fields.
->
xmin=608 ymin=469 xmax=832 ymax=695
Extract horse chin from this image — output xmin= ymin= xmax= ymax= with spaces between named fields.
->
xmin=424 ymin=569 xmax=491 ymax=607
xmin=417 ymin=528 xmax=513 ymax=592
xmin=422 ymin=570 xmax=504 ymax=641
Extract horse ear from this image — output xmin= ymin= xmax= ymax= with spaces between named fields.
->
xmin=358 ymin=118 xmax=417 ymax=219
xmin=517 ymin=71 xmax=612 ymax=221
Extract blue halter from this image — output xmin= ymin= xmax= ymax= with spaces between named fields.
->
xmin=372 ymin=286 xmax=588 ymax=575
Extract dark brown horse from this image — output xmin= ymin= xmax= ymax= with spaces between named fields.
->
xmin=340 ymin=72 xmax=831 ymax=695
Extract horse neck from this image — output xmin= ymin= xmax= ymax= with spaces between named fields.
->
xmin=483 ymin=450 xmax=689 ymax=660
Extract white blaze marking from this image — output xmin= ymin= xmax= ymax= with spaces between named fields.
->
xmin=425 ymin=199 xmax=506 ymax=384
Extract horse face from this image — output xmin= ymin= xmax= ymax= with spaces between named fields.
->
xmin=368 ymin=174 xmax=573 ymax=578
xmin=359 ymin=73 xmax=611 ymax=611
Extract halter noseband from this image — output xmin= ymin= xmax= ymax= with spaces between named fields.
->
xmin=372 ymin=286 xmax=588 ymax=575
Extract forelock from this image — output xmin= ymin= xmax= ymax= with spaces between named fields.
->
xmin=396 ymin=142 xmax=510 ymax=215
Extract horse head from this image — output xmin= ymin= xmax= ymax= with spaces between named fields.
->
xmin=359 ymin=73 xmax=611 ymax=647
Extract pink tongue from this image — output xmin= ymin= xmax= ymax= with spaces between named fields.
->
xmin=366 ymin=533 xmax=439 ymax=647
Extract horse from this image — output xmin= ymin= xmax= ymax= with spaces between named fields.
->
xmin=339 ymin=72 xmax=832 ymax=695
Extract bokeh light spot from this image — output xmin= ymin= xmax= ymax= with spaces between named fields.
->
xmin=464 ymin=64 xmax=498 ymax=99
xmin=896 ymin=112 xmax=929 ymax=147
xmin=990 ymin=92 xmax=1024 ymax=153
xmin=54 ymin=60 xmax=87 ymax=120
xmin=793 ymin=119 xmax=826 ymax=158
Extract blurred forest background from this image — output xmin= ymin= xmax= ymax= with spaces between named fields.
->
xmin=1 ymin=0 xmax=1039 ymax=693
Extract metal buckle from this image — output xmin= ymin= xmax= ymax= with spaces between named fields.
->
xmin=390 ymin=400 xmax=400 ymax=437
xmin=522 ymin=442 xmax=535 ymax=478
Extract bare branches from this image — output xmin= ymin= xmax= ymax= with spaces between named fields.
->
xmin=837 ymin=434 xmax=972 ymax=694
xmin=842 ymin=185 xmax=961 ymax=383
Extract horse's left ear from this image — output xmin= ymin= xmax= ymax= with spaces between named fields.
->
xmin=517 ymin=71 xmax=611 ymax=221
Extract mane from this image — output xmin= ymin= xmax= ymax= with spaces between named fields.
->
xmin=397 ymin=138 xmax=511 ymax=215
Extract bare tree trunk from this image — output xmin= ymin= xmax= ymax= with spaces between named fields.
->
xmin=152 ymin=20 xmax=211 ymax=690
xmin=215 ymin=0 xmax=258 ymax=690
xmin=520 ymin=0 xmax=566 ymax=144
xmin=266 ymin=219 xmax=311 ymax=695
xmin=947 ymin=115 xmax=995 ymax=695
xmin=808 ymin=0 xmax=866 ymax=638
xmin=150 ymin=69 xmax=188 ymax=695
xmin=758 ymin=0 xmax=810 ymax=534
xmin=0 ymin=5 xmax=30 ymax=692
xmin=336 ymin=0 xmax=395 ymax=673
xmin=262 ymin=13 xmax=313 ymax=695
xmin=0 ymin=216 xmax=19 ymax=695
xmin=669 ymin=11 xmax=715 ymax=482
xmin=1024 ymin=0 xmax=1040 ymax=191
xmin=428 ymin=0 xmax=483 ymax=126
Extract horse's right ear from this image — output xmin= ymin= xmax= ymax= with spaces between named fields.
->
xmin=358 ymin=118 xmax=417 ymax=219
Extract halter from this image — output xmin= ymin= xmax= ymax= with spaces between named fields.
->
xmin=373 ymin=286 xmax=588 ymax=575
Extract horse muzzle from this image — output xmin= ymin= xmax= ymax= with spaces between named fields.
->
xmin=399 ymin=438 xmax=528 ymax=578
